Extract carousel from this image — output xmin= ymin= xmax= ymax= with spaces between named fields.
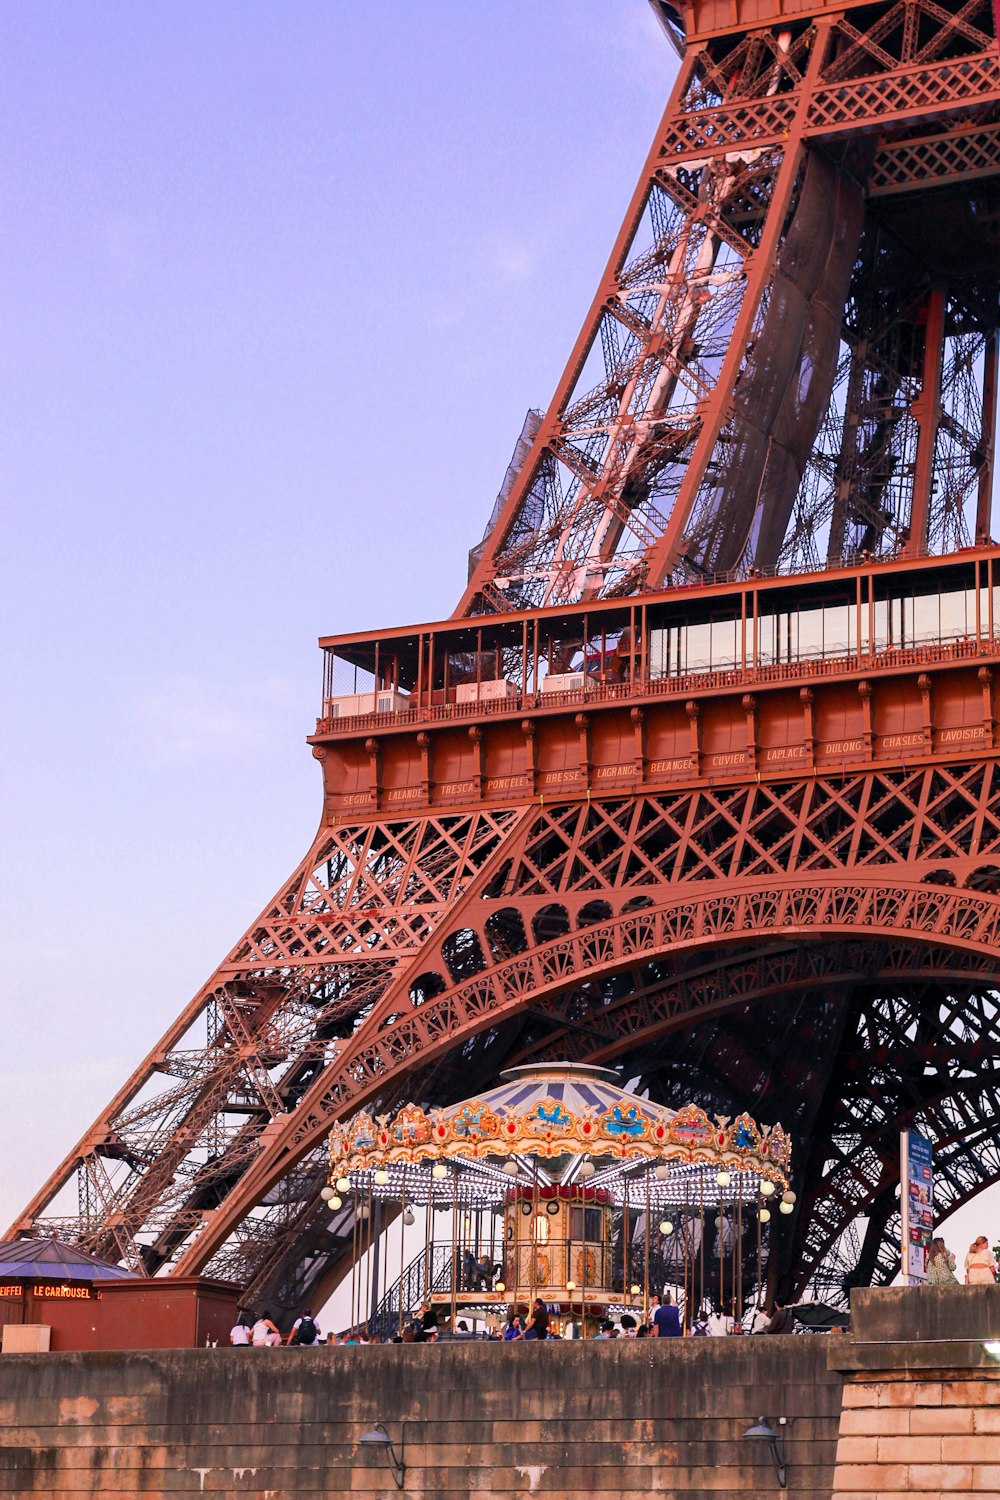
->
xmin=325 ymin=1063 xmax=794 ymax=1336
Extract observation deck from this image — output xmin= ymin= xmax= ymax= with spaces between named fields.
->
xmin=310 ymin=546 xmax=1000 ymax=822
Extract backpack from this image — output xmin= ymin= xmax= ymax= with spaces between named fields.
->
xmin=295 ymin=1315 xmax=318 ymax=1345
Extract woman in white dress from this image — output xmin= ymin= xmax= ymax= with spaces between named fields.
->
xmin=964 ymin=1236 xmax=996 ymax=1284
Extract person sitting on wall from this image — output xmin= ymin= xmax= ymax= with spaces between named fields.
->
xmin=413 ymin=1301 xmax=439 ymax=1342
xmin=229 ymin=1313 xmax=253 ymax=1346
xmin=650 ymin=1292 xmax=682 ymax=1337
xmin=251 ymin=1311 xmax=282 ymax=1347
xmin=503 ymin=1312 xmax=523 ymax=1340
xmin=522 ymin=1298 xmax=550 ymax=1339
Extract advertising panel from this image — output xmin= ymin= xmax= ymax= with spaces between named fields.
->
xmin=900 ymin=1130 xmax=934 ymax=1283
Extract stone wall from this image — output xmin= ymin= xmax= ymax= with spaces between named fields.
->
xmin=2 ymin=1288 xmax=997 ymax=1499
xmin=0 ymin=1336 xmax=843 ymax=1498
xmin=829 ymin=1285 xmax=1000 ymax=1499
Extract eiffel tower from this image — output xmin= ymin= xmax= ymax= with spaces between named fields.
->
xmin=10 ymin=0 xmax=1000 ymax=1317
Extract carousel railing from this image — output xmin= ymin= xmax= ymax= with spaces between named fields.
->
xmin=368 ymin=1242 xmax=455 ymax=1341
xmin=365 ymin=1223 xmax=770 ymax=1336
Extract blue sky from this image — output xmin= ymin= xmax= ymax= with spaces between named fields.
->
xmin=0 ymin=2 xmax=672 ymax=1229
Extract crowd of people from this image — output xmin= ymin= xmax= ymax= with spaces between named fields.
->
xmin=925 ymin=1233 xmax=998 ymax=1285
xmin=229 ymin=1310 xmax=324 ymax=1347
xmin=228 ymin=1233 xmax=996 ymax=1347
xmin=227 ymin=1291 xmax=799 ymax=1347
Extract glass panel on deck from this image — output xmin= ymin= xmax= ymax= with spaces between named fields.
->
xmin=939 ymin=588 xmax=976 ymax=641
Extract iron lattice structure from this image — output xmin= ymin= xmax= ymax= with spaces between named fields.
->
xmin=10 ymin=0 xmax=1000 ymax=1318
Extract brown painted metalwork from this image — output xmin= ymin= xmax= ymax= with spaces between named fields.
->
xmin=461 ymin=0 xmax=999 ymax=610
xmin=8 ymin=0 xmax=999 ymax=1315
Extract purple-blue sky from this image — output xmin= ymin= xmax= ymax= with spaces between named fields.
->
xmin=1 ymin=3 xmax=995 ymax=1270
xmin=0 ymin=2 xmax=673 ymax=1228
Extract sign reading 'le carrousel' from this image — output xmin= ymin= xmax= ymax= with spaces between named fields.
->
xmin=900 ymin=1130 xmax=934 ymax=1282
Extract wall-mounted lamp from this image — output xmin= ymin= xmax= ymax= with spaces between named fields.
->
xmin=742 ymin=1416 xmax=787 ymax=1488
xmin=358 ymin=1422 xmax=406 ymax=1490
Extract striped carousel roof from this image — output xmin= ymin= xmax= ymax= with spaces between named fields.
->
xmin=476 ymin=1064 xmax=673 ymax=1125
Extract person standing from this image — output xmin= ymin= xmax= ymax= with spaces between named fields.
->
xmin=925 ymin=1237 xmax=958 ymax=1285
xmin=650 ymin=1292 xmax=682 ymax=1336
xmin=706 ymin=1302 xmax=734 ymax=1336
xmin=964 ymin=1236 xmax=997 ymax=1283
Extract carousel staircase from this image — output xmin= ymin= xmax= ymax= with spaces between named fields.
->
xmin=367 ymin=1243 xmax=454 ymax=1341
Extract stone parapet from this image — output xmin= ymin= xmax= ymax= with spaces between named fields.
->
xmin=1 ymin=1289 xmax=998 ymax=1497
xmin=829 ymin=1287 xmax=1000 ymax=1499
xmin=0 ymin=1337 xmax=842 ymax=1498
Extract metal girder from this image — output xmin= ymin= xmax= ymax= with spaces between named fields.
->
xmin=12 ymin=758 xmax=999 ymax=1299
xmin=869 ymin=119 xmax=1000 ymax=196
xmin=459 ymin=0 xmax=998 ymax=610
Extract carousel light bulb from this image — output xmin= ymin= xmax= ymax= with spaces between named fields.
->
xmin=716 ymin=1170 xmax=731 ymax=1187
xmin=659 ymin=1219 xmax=674 ymax=1235
xmin=578 ymin=1161 xmax=596 ymax=1180
xmin=654 ymin=1164 xmax=669 ymax=1181
xmin=781 ymin=1190 xmax=796 ymax=1205
xmin=403 ymin=1208 xmax=416 ymax=1227
xmin=630 ymin=1284 xmax=641 ymax=1296
xmin=715 ymin=1216 xmax=724 ymax=1229
xmin=432 ymin=1163 xmax=448 ymax=1179
xmin=779 ymin=1199 xmax=794 ymax=1214
xmin=759 ymin=1207 xmax=771 ymax=1223
xmin=320 ymin=1186 xmax=335 ymax=1201
xmin=336 ymin=1176 xmax=351 ymax=1194
xmin=330 ymin=1195 xmax=342 ymax=1211
xmin=373 ymin=1169 xmax=389 ymax=1187
xmin=566 ymin=1280 xmax=577 ymax=1291
xmin=760 ymin=1179 xmax=776 ymax=1197
xmin=503 ymin=1161 xmax=519 ymax=1176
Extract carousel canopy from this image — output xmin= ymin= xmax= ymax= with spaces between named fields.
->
xmin=327 ymin=1063 xmax=791 ymax=1208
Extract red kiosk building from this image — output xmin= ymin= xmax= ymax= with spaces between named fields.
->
xmin=0 ymin=1238 xmax=238 ymax=1352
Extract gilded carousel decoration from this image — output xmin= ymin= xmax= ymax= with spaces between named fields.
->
xmin=325 ymin=1063 xmax=794 ymax=1336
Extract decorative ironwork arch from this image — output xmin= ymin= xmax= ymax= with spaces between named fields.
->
xmin=173 ymin=871 xmax=999 ymax=1279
